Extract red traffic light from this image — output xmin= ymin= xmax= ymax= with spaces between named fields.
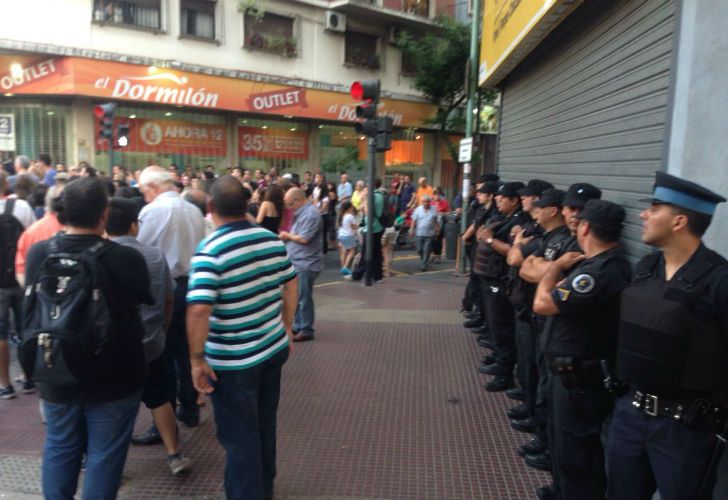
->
xmin=350 ymin=81 xmax=364 ymax=101
xmin=350 ymin=80 xmax=380 ymax=102
xmin=94 ymin=103 xmax=116 ymax=118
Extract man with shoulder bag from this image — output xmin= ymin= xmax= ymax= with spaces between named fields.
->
xmin=21 ymin=177 xmax=153 ymax=499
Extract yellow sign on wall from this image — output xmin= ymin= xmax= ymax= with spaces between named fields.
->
xmin=479 ymin=0 xmax=559 ymax=87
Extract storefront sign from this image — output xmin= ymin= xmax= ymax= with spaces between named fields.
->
xmin=95 ymin=117 xmax=227 ymax=156
xmin=479 ymin=0 xmax=580 ymax=87
xmin=0 ymin=55 xmax=436 ymax=128
xmin=238 ymin=127 xmax=308 ymax=159
xmin=0 ymin=59 xmax=58 ymax=93
xmin=0 ymin=114 xmax=15 ymax=151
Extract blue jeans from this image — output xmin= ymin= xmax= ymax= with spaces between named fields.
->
xmin=294 ymin=270 xmax=319 ymax=337
xmin=415 ymin=236 xmax=433 ymax=270
xmin=210 ymin=348 xmax=289 ymax=500
xmin=42 ymin=391 xmax=142 ymax=500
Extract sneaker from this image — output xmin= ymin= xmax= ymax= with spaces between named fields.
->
xmin=341 ymin=267 xmax=352 ymax=275
xmin=0 ymin=385 xmax=16 ymax=399
xmin=22 ymin=380 xmax=36 ymax=394
xmin=168 ymin=454 xmax=192 ymax=475
xmin=343 ymin=275 xmax=353 ymax=281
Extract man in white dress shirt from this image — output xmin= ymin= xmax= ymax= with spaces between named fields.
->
xmin=135 ymin=166 xmax=206 ymax=441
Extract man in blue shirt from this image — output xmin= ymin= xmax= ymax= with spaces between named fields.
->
xmin=279 ymin=188 xmax=323 ymax=342
xmin=337 ymin=172 xmax=353 ymax=204
xmin=410 ymin=195 xmax=439 ymax=271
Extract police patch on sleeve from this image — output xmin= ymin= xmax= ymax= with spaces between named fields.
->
xmin=571 ymin=274 xmax=596 ymax=294
xmin=556 ymin=288 xmax=571 ymax=301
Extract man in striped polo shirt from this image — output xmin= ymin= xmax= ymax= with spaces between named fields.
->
xmin=187 ymin=176 xmax=298 ymax=500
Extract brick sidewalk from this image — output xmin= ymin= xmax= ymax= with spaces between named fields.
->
xmin=0 ymin=268 xmax=549 ymax=499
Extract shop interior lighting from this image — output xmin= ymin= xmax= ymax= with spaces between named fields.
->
xmin=416 ymin=135 xmax=421 ymax=140
xmin=3 ymin=93 xmax=13 ymax=97
xmin=242 ymin=119 xmax=248 ymax=124
xmin=284 ymin=115 xmax=294 ymax=119
xmin=46 ymin=111 xmax=55 ymax=116
xmin=10 ymin=63 xmax=23 ymax=79
xmin=360 ymin=136 xmax=366 ymax=140
xmin=262 ymin=125 xmax=268 ymax=129
xmin=129 ymin=114 xmax=137 ymax=119
xmin=338 ymin=131 xmax=343 ymax=135
xmin=149 ymin=66 xmax=158 ymax=74
xmin=164 ymin=111 xmax=173 ymax=116
xmin=290 ymin=127 xmax=296 ymax=131
xmin=318 ymin=124 xmax=324 ymax=129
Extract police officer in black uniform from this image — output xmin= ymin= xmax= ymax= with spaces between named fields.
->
xmin=606 ymin=172 xmax=728 ymax=500
xmin=494 ymin=181 xmax=552 ymax=410
xmin=462 ymin=179 xmax=501 ymax=328
xmin=518 ymin=184 xmax=601 ymax=474
xmin=475 ymin=181 xmax=528 ymax=392
xmin=507 ymin=189 xmax=572 ymax=446
xmin=532 ymin=200 xmax=632 ymax=500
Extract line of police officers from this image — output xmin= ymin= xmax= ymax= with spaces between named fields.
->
xmin=460 ymin=171 xmax=728 ymax=499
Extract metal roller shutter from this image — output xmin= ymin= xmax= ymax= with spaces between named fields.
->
xmin=496 ymin=0 xmax=676 ymax=258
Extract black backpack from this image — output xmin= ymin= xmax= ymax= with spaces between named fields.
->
xmin=0 ymin=199 xmax=24 ymax=288
xmin=377 ymin=190 xmax=394 ymax=228
xmin=20 ymin=235 xmax=115 ymax=386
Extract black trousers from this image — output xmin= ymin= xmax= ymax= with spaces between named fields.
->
xmin=165 ymin=278 xmax=199 ymax=419
xmin=352 ymin=230 xmax=384 ymax=281
xmin=548 ymin=374 xmax=612 ymax=500
xmin=462 ymin=242 xmax=482 ymax=314
xmin=515 ymin=313 xmax=538 ymax=414
xmin=479 ymin=277 xmax=516 ymax=372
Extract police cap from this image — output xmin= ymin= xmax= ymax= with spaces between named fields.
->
xmin=518 ymin=179 xmax=554 ymax=197
xmin=643 ymin=171 xmax=726 ymax=216
xmin=497 ymin=181 xmax=526 ymax=198
xmin=477 ymin=181 xmax=502 ymax=194
xmin=575 ymin=199 xmax=625 ymax=233
xmin=563 ymin=183 xmax=602 ymax=208
xmin=532 ymin=188 xmax=566 ymax=208
xmin=478 ymin=173 xmax=500 ymax=184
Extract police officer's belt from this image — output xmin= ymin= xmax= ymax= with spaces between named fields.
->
xmin=631 ymin=390 xmax=691 ymax=419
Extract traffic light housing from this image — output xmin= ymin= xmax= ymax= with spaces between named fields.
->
xmin=94 ymin=103 xmax=116 ymax=141
xmin=116 ymin=124 xmax=130 ymax=148
xmin=376 ymin=116 xmax=393 ymax=152
xmin=351 ymin=80 xmax=381 ymax=134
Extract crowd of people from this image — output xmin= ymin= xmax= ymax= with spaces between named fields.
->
xmin=1 ymin=151 xmax=725 ymax=500
xmin=458 ymin=171 xmax=728 ymax=499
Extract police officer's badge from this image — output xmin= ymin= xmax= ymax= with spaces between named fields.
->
xmin=572 ymin=274 xmax=596 ymax=294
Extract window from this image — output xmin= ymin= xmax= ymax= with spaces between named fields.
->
xmin=181 ymin=0 xmax=216 ymax=40
xmin=401 ymin=50 xmax=416 ymax=75
xmin=345 ymin=31 xmax=380 ymax=69
xmin=243 ymin=11 xmax=297 ymax=58
xmin=404 ymin=0 xmax=429 ymax=17
xmin=93 ymin=0 xmax=162 ymax=30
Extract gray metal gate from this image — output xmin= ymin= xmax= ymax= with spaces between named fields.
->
xmin=496 ymin=0 xmax=676 ymax=258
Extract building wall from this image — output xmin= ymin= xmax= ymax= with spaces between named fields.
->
xmin=0 ymin=0 xmax=423 ymax=98
xmin=666 ymin=0 xmax=728 ymax=254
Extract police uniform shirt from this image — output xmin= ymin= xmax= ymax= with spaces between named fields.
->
xmin=543 ymin=246 xmax=632 ymax=360
xmin=560 ymin=235 xmax=582 ymax=254
xmin=533 ymin=225 xmax=572 ymax=262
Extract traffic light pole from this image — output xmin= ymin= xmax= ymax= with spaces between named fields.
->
xmin=458 ymin=0 xmax=481 ymax=275
xmin=108 ymin=140 xmax=115 ymax=176
xmin=364 ymin=136 xmax=376 ymax=287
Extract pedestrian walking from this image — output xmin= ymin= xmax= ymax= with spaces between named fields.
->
xmin=136 ymin=166 xmax=206 ymax=437
xmin=410 ymin=195 xmax=438 ymax=271
xmin=107 ymin=198 xmax=192 ymax=476
xmin=279 ymin=188 xmax=323 ymax=342
xmin=337 ymin=200 xmax=357 ymax=276
xmin=187 ymin=175 xmax=298 ymax=500
xmin=23 ymin=177 xmax=153 ymax=499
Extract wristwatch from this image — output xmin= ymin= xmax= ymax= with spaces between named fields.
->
xmin=486 ymin=237 xmax=494 ymax=245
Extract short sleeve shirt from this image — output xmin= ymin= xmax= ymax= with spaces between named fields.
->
xmin=187 ymin=221 xmax=296 ymax=371
xmin=533 ymin=225 xmax=573 ymax=262
xmin=544 ymin=246 xmax=632 ymax=359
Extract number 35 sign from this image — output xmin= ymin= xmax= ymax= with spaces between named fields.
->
xmin=0 ymin=114 xmax=15 ymax=152
xmin=237 ymin=127 xmax=308 ymax=159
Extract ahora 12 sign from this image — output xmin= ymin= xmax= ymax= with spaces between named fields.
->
xmin=95 ymin=117 xmax=227 ymax=156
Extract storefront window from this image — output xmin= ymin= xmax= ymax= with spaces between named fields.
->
xmin=94 ymin=106 xmax=227 ymax=172
xmin=318 ymin=124 xmax=364 ymax=179
xmin=0 ymin=100 xmax=69 ymax=165
xmin=237 ymin=118 xmax=309 ymax=173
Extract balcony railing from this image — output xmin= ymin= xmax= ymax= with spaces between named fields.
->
xmin=377 ymin=0 xmax=430 ymax=18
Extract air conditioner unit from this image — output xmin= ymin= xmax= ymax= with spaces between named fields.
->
xmin=325 ymin=11 xmax=346 ymax=32
xmin=388 ymin=26 xmax=403 ymax=45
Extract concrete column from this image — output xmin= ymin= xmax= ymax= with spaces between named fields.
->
xmin=666 ymin=0 xmax=728 ymax=255
xmin=71 ymin=98 xmax=95 ymax=166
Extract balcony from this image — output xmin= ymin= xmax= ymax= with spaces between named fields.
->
xmin=329 ymin=0 xmax=437 ymax=31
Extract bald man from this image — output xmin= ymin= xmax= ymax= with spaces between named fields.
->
xmin=279 ymin=188 xmax=323 ymax=342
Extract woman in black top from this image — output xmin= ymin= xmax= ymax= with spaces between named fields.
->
xmin=326 ymin=181 xmax=338 ymax=250
xmin=256 ymin=183 xmax=283 ymax=234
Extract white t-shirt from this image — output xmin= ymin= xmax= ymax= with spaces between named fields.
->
xmin=338 ymin=213 xmax=356 ymax=237
xmin=0 ymin=197 xmax=36 ymax=229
